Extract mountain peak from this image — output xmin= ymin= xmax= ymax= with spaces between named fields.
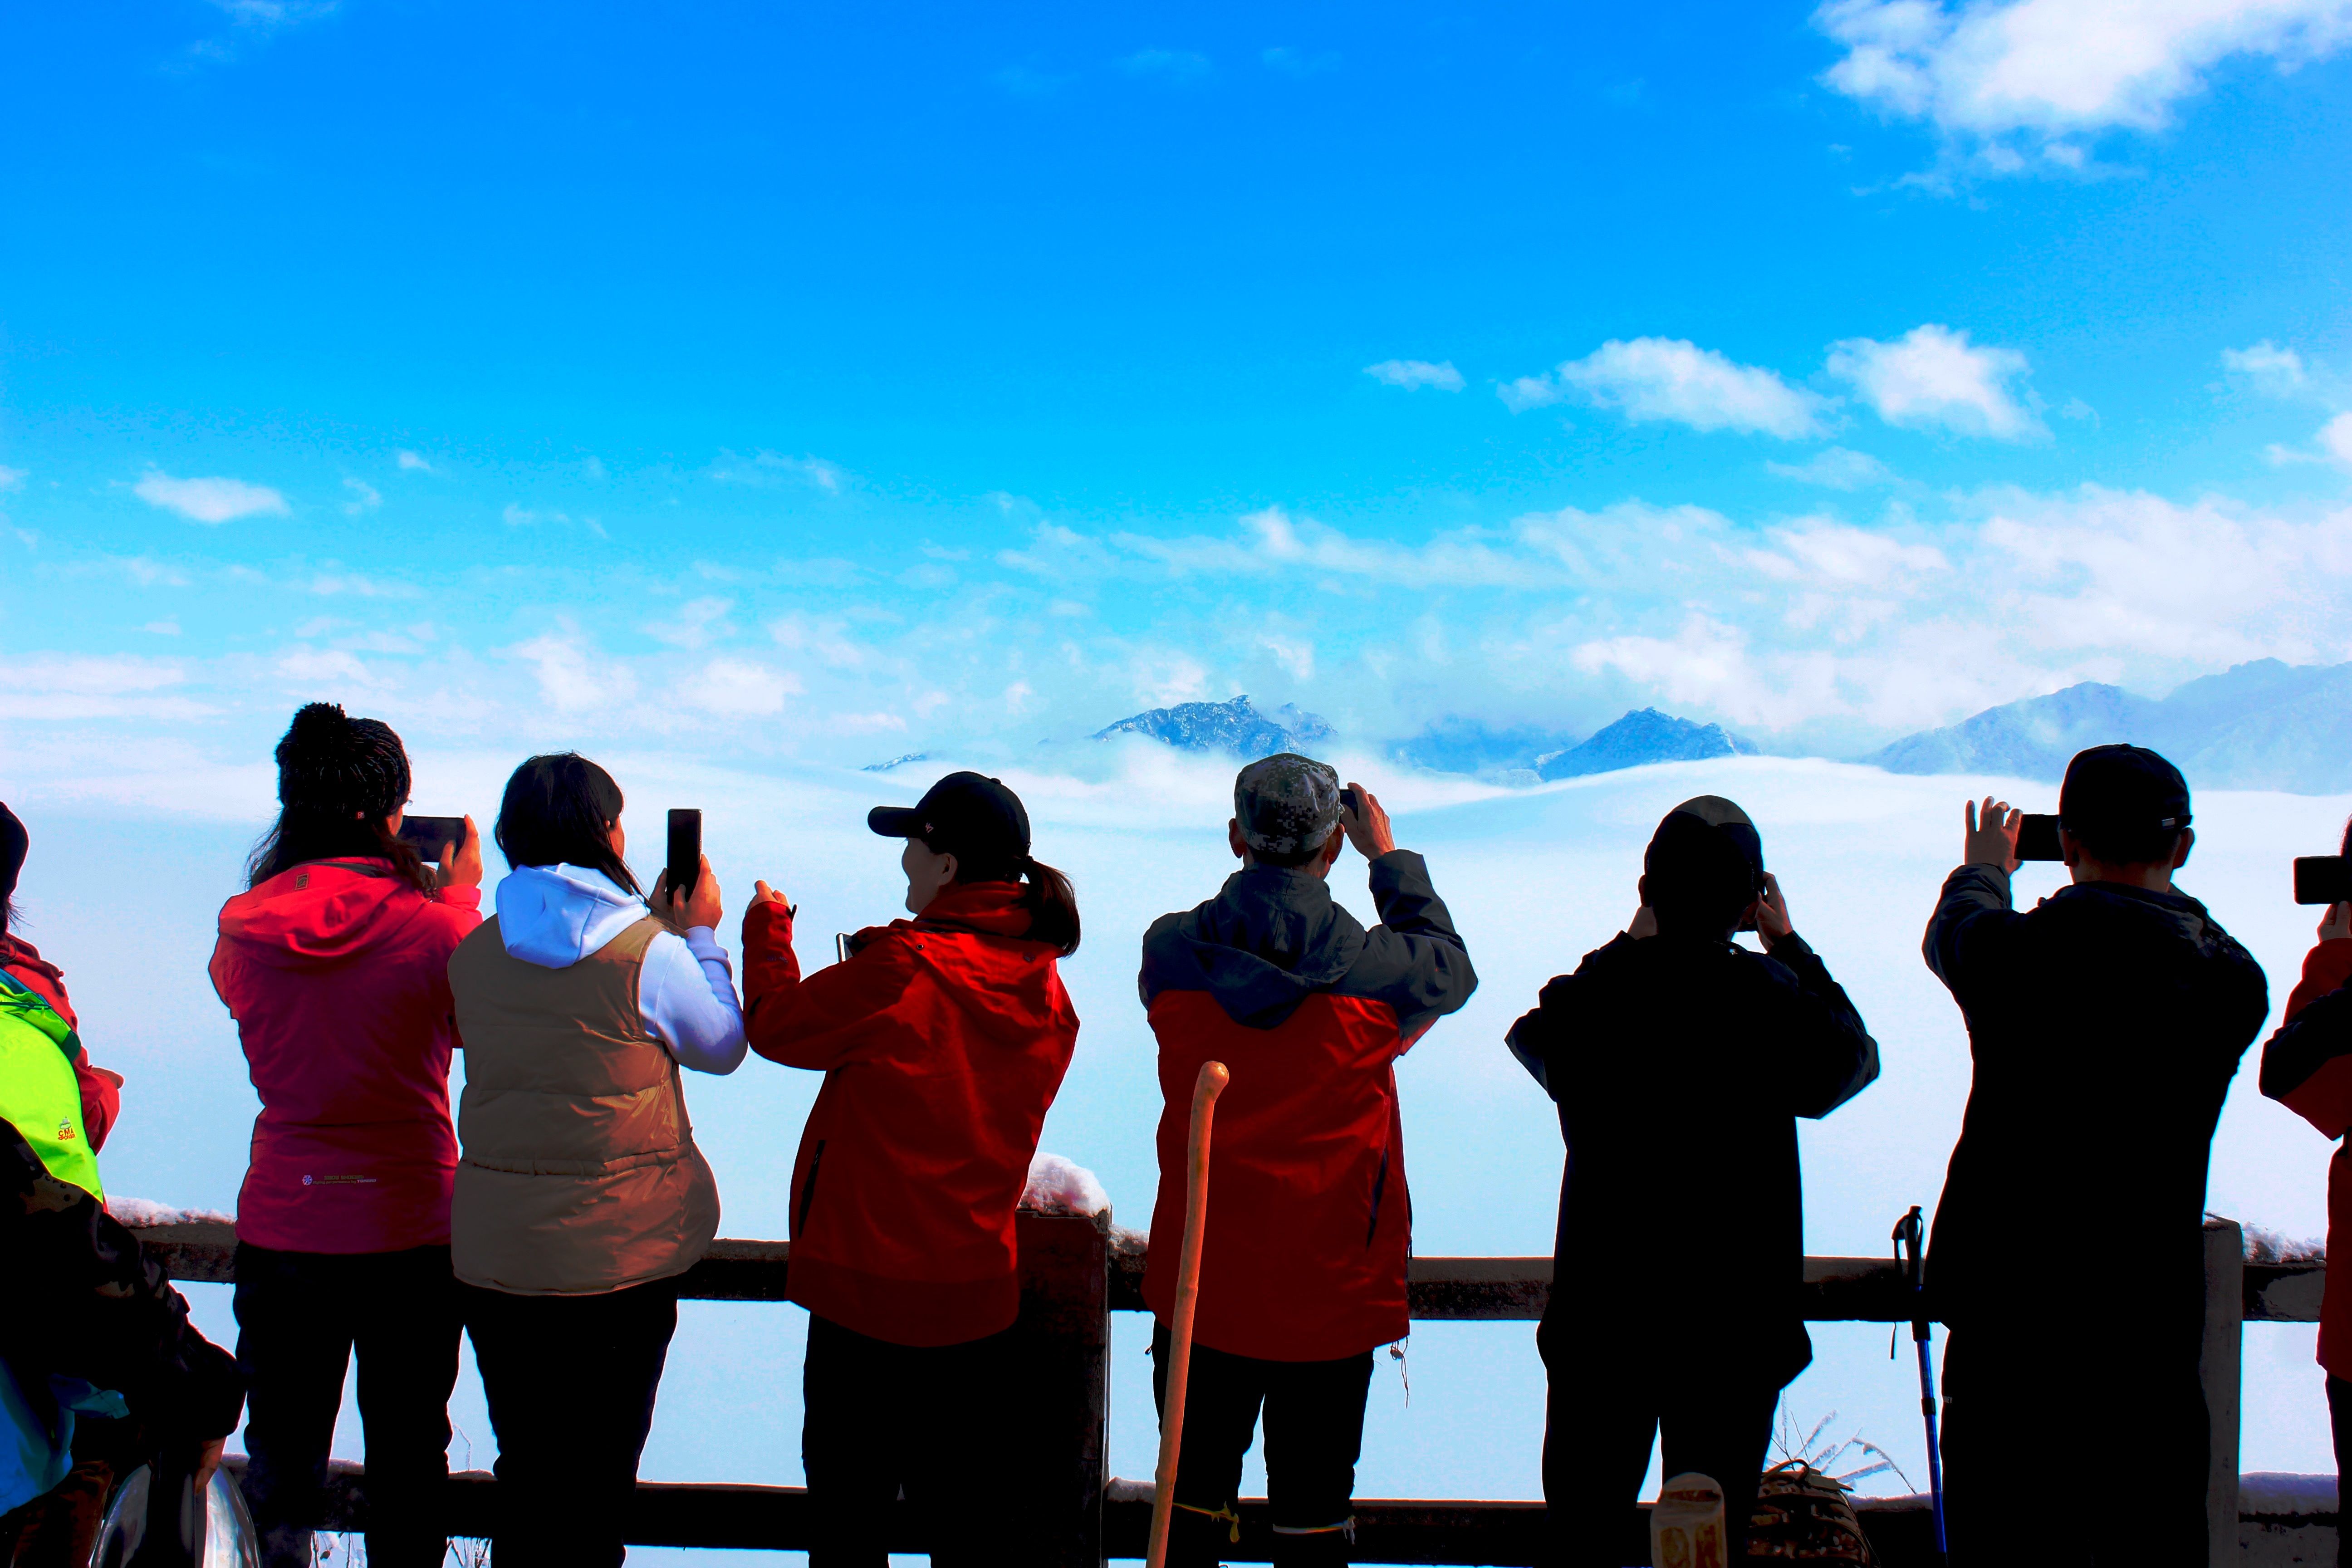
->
xmin=1536 ymin=708 xmax=1757 ymax=780
xmin=1091 ymin=695 xmax=1334 ymax=757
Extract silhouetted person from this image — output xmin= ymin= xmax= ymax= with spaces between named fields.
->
xmin=1928 ymin=746 xmax=2267 ymax=1567
xmin=1140 ymin=755 xmax=1475 ymax=1568
xmin=1507 ymin=795 xmax=1877 ymax=1567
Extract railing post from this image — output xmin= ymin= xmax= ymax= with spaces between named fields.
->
xmin=2202 ymin=1217 xmax=2243 ymax=1568
xmin=1013 ymin=1209 xmax=1112 ymax=1568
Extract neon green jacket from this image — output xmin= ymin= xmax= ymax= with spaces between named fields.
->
xmin=0 ymin=970 xmax=101 ymax=1200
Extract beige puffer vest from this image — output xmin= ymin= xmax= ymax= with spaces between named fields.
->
xmin=448 ymin=914 xmax=720 ymax=1295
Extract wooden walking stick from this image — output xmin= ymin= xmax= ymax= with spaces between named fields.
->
xmin=1146 ymin=1060 xmax=1231 ymax=1568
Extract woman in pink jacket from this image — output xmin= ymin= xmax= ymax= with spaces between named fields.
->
xmin=210 ymin=704 xmax=482 ymax=1568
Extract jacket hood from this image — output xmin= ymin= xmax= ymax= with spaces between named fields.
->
xmin=1153 ymin=867 xmax=1366 ymax=1030
xmin=217 ymin=859 xmax=428 ymax=967
xmin=2048 ymin=881 xmax=2234 ymax=959
xmin=495 ymin=863 xmax=649 ymax=970
xmin=893 ymin=882 xmax=1073 ymax=1048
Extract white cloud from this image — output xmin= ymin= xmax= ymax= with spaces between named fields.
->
xmin=1827 ymin=324 xmax=2046 ymax=440
xmin=684 ymin=658 xmax=801 ymax=715
xmin=143 ymin=620 xmax=181 ymax=635
xmin=133 ymin=470 xmax=290 ymax=524
xmin=0 ymin=654 xmax=211 ymax=720
xmin=2223 ymin=340 xmax=2311 ymax=396
xmin=342 ymin=478 xmax=382 ymax=515
xmin=2323 ymin=412 xmax=2352 ymax=467
xmin=397 ymin=450 xmax=435 ymax=472
xmin=1766 ymin=447 xmax=1896 ymax=489
xmin=1121 ymin=49 xmax=1211 ymax=81
xmin=1503 ymin=338 xmax=1831 ymax=438
xmin=512 ymin=629 xmax=637 ymax=713
xmin=646 ymin=597 xmax=736 ymax=650
xmin=1364 ymin=359 xmax=1466 ymax=392
xmin=710 ymin=451 xmax=848 ymax=492
xmin=0 ymin=465 xmax=25 ymax=491
xmin=1815 ymin=0 xmax=2352 ymax=156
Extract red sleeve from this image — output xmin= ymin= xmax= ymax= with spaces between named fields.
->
xmin=76 ymin=1058 xmax=123 ymax=1152
xmin=740 ymin=901 xmax=910 ymax=1069
xmin=2287 ymin=939 xmax=2352 ymax=1022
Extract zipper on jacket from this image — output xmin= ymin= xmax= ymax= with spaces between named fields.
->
xmin=1365 ymin=1145 xmax=1391 ymax=1247
xmin=795 ymin=1140 xmax=827 ymax=1234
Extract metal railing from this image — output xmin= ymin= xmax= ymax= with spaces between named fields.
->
xmin=141 ymin=1214 xmax=2313 ymax=1566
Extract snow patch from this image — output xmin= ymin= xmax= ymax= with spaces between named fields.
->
xmin=1106 ymin=1477 xmax=1156 ymax=1504
xmin=1021 ymin=1154 xmax=1110 ymax=1218
xmin=106 ymin=1196 xmax=234 ymax=1228
xmin=2244 ymin=1226 xmax=2325 ymax=1264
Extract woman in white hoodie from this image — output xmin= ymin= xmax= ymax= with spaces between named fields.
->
xmin=446 ymin=752 xmax=745 ymax=1568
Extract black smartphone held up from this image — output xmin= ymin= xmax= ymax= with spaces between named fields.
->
xmin=2015 ymin=813 xmax=2065 ymax=862
xmin=396 ymin=815 xmax=467 ymax=868
xmin=666 ymin=809 xmax=703 ymax=907
xmin=1338 ymin=786 xmax=1359 ymax=818
xmin=2295 ymin=856 xmax=2352 ymax=906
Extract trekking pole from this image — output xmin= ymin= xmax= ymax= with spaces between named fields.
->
xmin=1146 ymin=1061 xmax=1231 ymax=1568
xmin=1893 ymin=1205 xmax=1948 ymax=1558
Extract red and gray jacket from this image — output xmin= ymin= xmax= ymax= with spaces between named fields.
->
xmin=1139 ymin=851 xmax=1475 ymax=1362
xmin=2259 ymin=937 xmax=2352 ymax=1378
xmin=741 ymin=883 xmax=1079 ymax=1348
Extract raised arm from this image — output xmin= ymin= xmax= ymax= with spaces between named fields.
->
xmin=2260 ymin=928 xmax=2352 ymax=1139
xmin=1924 ymin=799 xmax=2029 ymax=997
xmin=740 ymin=891 xmax=913 ymax=1070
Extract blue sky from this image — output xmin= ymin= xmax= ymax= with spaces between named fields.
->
xmin=5 ymin=0 xmax=2352 ymax=777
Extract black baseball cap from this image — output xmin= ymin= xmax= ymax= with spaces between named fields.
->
xmin=2059 ymin=745 xmax=2192 ymax=833
xmin=0 ymin=801 xmax=25 ymax=906
xmin=869 ymin=772 xmax=1032 ymax=870
xmin=1646 ymin=795 xmax=1766 ymax=892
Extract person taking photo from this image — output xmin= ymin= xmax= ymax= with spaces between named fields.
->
xmin=1504 ymin=796 xmax=1878 ymax=1566
xmin=1926 ymin=745 xmax=2268 ymax=1567
xmin=209 ymin=703 xmax=483 ymax=1568
xmin=2259 ymin=817 xmax=2352 ymax=1499
xmin=738 ymin=771 xmax=1081 ymax=1568
xmin=447 ymin=753 xmax=745 ymax=1568
xmin=1137 ymin=755 xmax=1475 ymax=1568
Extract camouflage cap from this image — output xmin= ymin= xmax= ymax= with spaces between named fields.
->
xmin=1234 ymin=752 xmax=1342 ymax=859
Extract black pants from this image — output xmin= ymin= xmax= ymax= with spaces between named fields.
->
xmin=462 ymin=1277 xmax=680 ymax=1568
xmin=1538 ymin=1325 xmax=1779 ymax=1568
xmin=1942 ymin=1323 xmax=2208 ymax=1567
xmin=232 ymin=1242 xmax=462 ymax=1568
xmin=1147 ymin=1322 xmax=1375 ymax=1568
xmin=800 ymin=1312 xmax=1016 ymax=1568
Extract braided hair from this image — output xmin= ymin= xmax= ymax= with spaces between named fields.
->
xmin=246 ymin=703 xmax=434 ymax=895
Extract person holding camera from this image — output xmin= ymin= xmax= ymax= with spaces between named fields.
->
xmin=208 ymin=703 xmax=484 ymax=1568
xmin=1926 ymin=745 xmax=2267 ymax=1566
xmin=2259 ymin=817 xmax=2352 ymax=1503
xmin=737 ymin=771 xmax=1082 ymax=1568
xmin=447 ymin=753 xmax=746 ymax=1568
xmin=1137 ymin=755 xmax=1475 ymax=1568
xmin=1505 ymin=795 xmax=1877 ymax=1565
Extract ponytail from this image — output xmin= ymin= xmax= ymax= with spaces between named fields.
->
xmin=1016 ymin=855 xmax=1082 ymax=956
xmin=248 ymin=703 xmax=436 ymax=898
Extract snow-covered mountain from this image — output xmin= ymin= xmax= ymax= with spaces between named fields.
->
xmin=1866 ymin=659 xmax=2352 ymax=794
xmin=1535 ymin=708 xmax=1758 ymax=780
xmin=1090 ymin=695 xmax=1333 ymax=756
xmin=1390 ymin=718 xmax=1585 ymax=779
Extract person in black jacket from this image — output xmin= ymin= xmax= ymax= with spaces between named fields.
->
xmin=1926 ymin=745 xmax=2268 ymax=1568
xmin=0 ymin=1116 xmax=245 ymax=1563
xmin=1507 ymin=796 xmax=1877 ymax=1568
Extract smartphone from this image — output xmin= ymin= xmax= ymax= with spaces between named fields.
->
xmin=2015 ymin=813 xmax=2064 ymax=862
xmin=666 ymin=809 xmax=702 ymax=906
xmin=396 ymin=815 xmax=467 ymax=867
xmin=1338 ymin=786 xmax=1359 ymax=818
xmin=2295 ymin=856 xmax=2352 ymax=906
xmin=835 ymin=933 xmax=851 ymax=965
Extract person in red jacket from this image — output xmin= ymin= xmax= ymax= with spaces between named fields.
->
xmin=740 ymin=771 xmax=1081 ymax=1568
xmin=2259 ymin=815 xmax=2352 ymax=1491
xmin=1139 ymin=755 xmax=1476 ymax=1568
xmin=209 ymin=704 xmax=484 ymax=1568
xmin=2 ymin=801 xmax=124 ymax=1152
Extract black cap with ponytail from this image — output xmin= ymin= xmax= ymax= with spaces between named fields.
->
xmin=1010 ymin=853 xmax=1081 ymax=957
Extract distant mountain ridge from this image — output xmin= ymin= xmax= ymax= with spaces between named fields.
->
xmin=1867 ymin=658 xmax=2352 ymax=793
xmin=1091 ymin=695 xmax=1333 ymax=756
xmin=1537 ymin=708 xmax=1758 ymax=779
